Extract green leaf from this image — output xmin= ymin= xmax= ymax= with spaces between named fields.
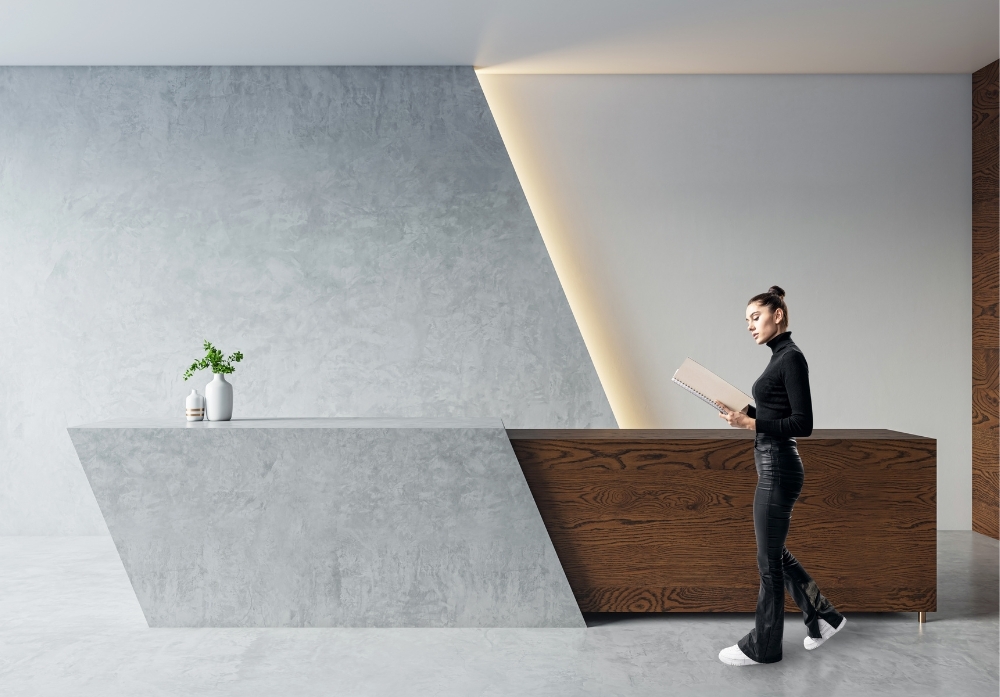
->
xmin=185 ymin=340 xmax=244 ymax=378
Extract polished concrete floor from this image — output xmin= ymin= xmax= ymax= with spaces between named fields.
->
xmin=0 ymin=532 xmax=996 ymax=696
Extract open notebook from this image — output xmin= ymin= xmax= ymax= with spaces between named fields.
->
xmin=672 ymin=358 xmax=754 ymax=414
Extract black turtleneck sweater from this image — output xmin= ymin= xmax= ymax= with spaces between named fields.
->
xmin=745 ymin=331 xmax=813 ymax=438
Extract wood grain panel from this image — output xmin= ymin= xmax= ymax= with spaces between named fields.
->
xmin=573 ymin=586 xmax=936 ymax=614
xmin=509 ymin=430 xmax=936 ymax=613
xmin=973 ymin=60 xmax=999 ymax=540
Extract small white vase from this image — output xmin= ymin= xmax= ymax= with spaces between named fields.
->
xmin=205 ymin=373 xmax=233 ymax=421
xmin=185 ymin=389 xmax=205 ymax=421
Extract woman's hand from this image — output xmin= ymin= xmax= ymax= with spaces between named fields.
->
xmin=716 ymin=402 xmax=756 ymax=430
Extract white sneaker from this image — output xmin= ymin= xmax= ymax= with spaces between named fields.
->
xmin=718 ymin=644 xmax=761 ymax=666
xmin=803 ymin=617 xmax=846 ymax=650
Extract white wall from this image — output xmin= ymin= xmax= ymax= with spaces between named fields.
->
xmin=480 ymin=73 xmax=972 ymax=529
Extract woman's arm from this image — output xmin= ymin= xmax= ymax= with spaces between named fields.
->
xmin=753 ymin=352 xmax=813 ymax=437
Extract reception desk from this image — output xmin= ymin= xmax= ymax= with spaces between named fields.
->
xmin=507 ymin=429 xmax=936 ymax=615
xmin=69 ymin=418 xmax=583 ymax=628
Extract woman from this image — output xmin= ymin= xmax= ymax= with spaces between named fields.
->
xmin=716 ymin=286 xmax=846 ymax=666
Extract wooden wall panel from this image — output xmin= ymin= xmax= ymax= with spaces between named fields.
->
xmin=509 ymin=429 xmax=936 ymax=613
xmin=973 ymin=60 xmax=999 ymax=540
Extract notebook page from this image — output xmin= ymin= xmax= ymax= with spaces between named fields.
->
xmin=672 ymin=358 xmax=754 ymax=413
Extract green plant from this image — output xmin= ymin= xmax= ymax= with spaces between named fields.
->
xmin=183 ymin=341 xmax=244 ymax=380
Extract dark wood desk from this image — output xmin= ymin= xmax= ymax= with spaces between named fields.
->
xmin=508 ymin=429 xmax=936 ymax=615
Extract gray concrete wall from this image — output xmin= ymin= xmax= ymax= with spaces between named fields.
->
xmin=480 ymin=73 xmax=972 ymax=529
xmin=0 ymin=66 xmax=615 ymax=535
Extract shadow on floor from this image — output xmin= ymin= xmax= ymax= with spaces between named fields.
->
xmin=584 ymin=612 xmax=753 ymax=627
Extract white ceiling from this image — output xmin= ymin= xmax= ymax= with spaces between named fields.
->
xmin=0 ymin=0 xmax=996 ymax=73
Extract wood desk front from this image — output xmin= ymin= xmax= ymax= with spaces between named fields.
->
xmin=507 ymin=429 xmax=936 ymax=614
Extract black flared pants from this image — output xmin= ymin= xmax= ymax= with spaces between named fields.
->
xmin=737 ymin=434 xmax=844 ymax=664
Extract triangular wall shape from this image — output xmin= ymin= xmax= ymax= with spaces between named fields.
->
xmin=0 ymin=66 xmax=615 ymax=534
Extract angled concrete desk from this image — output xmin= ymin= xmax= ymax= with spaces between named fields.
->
xmin=508 ymin=429 xmax=936 ymax=619
xmin=69 ymin=418 xmax=582 ymax=628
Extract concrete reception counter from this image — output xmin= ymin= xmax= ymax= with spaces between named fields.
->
xmin=70 ymin=420 xmax=935 ymax=627
xmin=69 ymin=418 xmax=583 ymax=628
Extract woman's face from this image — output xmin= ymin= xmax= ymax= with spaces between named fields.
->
xmin=746 ymin=302 xmax=785 ymax=345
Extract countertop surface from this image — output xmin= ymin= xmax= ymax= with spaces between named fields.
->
xmin=69 ymin=421 xmax=933 ymax=440
xmin=505 ymin=428 xmax=933 ymax=440
xmin=70 ymin=417 xmax=505 ymax=430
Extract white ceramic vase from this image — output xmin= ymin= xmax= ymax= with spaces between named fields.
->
xmin=205 ymin=373 xmax=233 ymax=421
xmin=185 ymin=389 xmax=205 ymax=421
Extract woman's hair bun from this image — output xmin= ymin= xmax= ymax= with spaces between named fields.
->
xmin=747 ymin=286 xmax=789 ymax=327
